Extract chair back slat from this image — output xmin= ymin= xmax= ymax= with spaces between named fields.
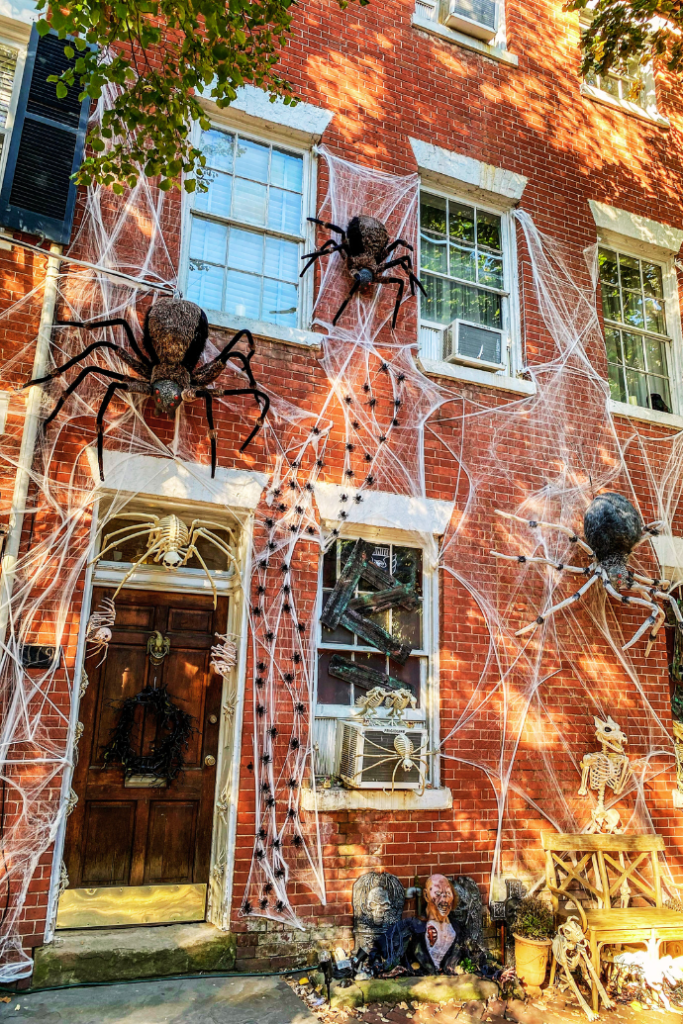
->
xmin=542 ymin=833 xmax=664 ymax=912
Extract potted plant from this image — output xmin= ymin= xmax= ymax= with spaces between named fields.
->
xmin=511 ymin=896 xmax=555 ymax=991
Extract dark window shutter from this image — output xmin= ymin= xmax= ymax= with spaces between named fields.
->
xmin=0 ymin=27 xmax=90 ymax=245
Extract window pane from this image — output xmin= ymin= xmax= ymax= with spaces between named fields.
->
xmin=477 ymin=252 xmax=504 ymax=288
xmin=264 ymin=236 xmax=299 ymax=283
xmin=475 ymin=288 xmax=502 ymax=328
xmin=187 ymin=261 xmax=224 ymax=309
xmin=422 ymin=274 xmax=450 ymax=324
xmin=0 ymin=46 xmax=16 ymax=130
xmin=450 ymin=244 xmax=476 ymax=282
xmin=649 ymin=376 xmax=671 ymax=412
xmin=262 ymin=278 xmax=298 ymax=326
xmin=322 ymin=550 xmax=337 ymax=589
xmin=642 ymin=261 xmax=663 ymax=298
xmin=622 ymin=291 xmax=644 ymax=329
xmin=233 ymin=177 xmax=267 ymax=226
xmin=645 ymin=297 xmax=666 ymax=335
xmin=608 ymin=362 xmax=627 ymax=403
xmin=601 ymin=75 xmax=621 ymax=99
xmin=449 ymin=202 xmax=475 ymax=244
xmin=270 ymin=149 xmax=303 ymax=192
xmin=420 ymin=235 xmax=447 ymax=274
xmin=317 ymin=651 xmax=352 ymax=705
xmin=604 ymin=327 xmax=621 ymax=363
xmin=194 ymin=171 xmax=232 ymax=216
xmin=477 ymin=211 xmax=502 ymax=251
xmin=601 ymin=286 xmax=621 ymax=323
xmin=235 ymin=138 xmax=269 ymax=182
xmin=225 ymin=270 xmax=261 ymax=320
xmin=619 ymin=254 xmax=641 ymax=291
xmin=645 ymin=337 xmax=667 ymax=376
xmin=421 ymin=193 xmax=447 ymax=236
xmin=228 ymin=227 xmax=264 ymax=275
xmin=394 ymin=547 xmax=422 ymax=592
xmin=201 ymin=130 xmax=234 ymax=172
xmin=189 ymin=218 xmax=228 ymax=264
xmin=598 ymin=248 xmax=618 ymax=285
xmin=622 ymin=331 xmax=645 ymax=369
xmin=390 ymin=657 xmax=422 ymax=705
xmin=625 ymin=367 xmax=649 ymax=408
xmin=268 ymin=187 xmax=302 ymax=234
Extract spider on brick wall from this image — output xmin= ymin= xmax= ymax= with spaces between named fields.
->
xmin=491 ymin=492 xmax=683 ymax=656
xmin=23 ymin=298 xmax=270 ymax=481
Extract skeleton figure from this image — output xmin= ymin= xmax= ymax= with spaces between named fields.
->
xmin=354 ymin=686 xmax=389 ymax=721
xmin=383 ymin=687 xmax=417 ymax=724
xmin=578 ymin=716 xmax=631 ymax=834
xmin=210 ymin=633 xmax=237 ymax=677
xmin=85 ymin=596 xmax=116 ymax=664
xmin=491 ymin=492 xmax=682 ymax=656
xmin=92 ymin=512 xmax=237 ymax=607
xmin=552 ymin=917 xmax=615 ymax=1021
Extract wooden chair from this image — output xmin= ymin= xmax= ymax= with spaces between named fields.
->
xmin=542 ymin=832 xmax=683 ymax=1012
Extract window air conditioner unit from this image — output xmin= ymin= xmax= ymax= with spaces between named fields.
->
xmin=337 ymin=720 xmax=428 ymax=790
xmin=446 ymin=0 xmax=498 ymax=41
xmin=444 ymin=319 xmax=505 ymax=370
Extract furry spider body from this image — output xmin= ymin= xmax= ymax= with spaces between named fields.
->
xmin=300 ymin=215 xmax=426 ymax=328
xmin=492 ymin=492 xmax=683 ymax=656
xmin=23 ymin=298 xmax=270 ymax=481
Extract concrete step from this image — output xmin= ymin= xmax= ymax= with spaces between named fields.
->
xmin=32 ymin=922 xmax=236 ymax=988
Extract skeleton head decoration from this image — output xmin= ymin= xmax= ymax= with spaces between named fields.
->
xmin=595 ymin=715 xmax=627 ymax=752
xmin=352 ymin=870 xmax=405 ymax=953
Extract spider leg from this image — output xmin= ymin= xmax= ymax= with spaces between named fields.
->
xmin=189 ymin=527 xmax=239 ymax=573
xmin=379 ymin=275 xmax=405 ymax=330
xmin=197 ymin=386 xmax=270 ymax=454
xmin=199 ymin=388 xmax=216 ymax=477
xmin=56 ymin=317 xmax=152 ymax=368
xmin=631 ymin=571 xmax=670 ymax=589
xmin=42 ymin=366 xmax=137 ymax=431
xmin=495 ymin=509 xmax=595 ymax=556
xmin=300 ymin=240 xmax=345 ymax=277
xmin=91 ymin=525 xmax=158 ymax=565
xmin=377 ymin=256 xmax=427 ymax=298
xmin=308 ymin=217 xmax=347 ymax=241
xmin=95 ymin=382 xmax=129 ymax=481
xmin=604 ymin=580 xmax=665 ymax=654
xmin=490 ymin=551 xmax=589 ymax=574
xmin=183 ymin=543 xmax=218 ymax=608
xmin=384 ymin=238 xmax=414 ymax=256
xmin=24 ymin=340 xmax=146 ymax=388
xmin=112 ymin=540 xmax=164 ymax=598
xmin=332 ymin=278 xmax=362 ymax=326
xmin=190 ymin=330 xmax=258 ymax=388
xmin=352 ymin=754 xmax=397 ymax=781
xmin=515 ymin=571 xmax=600 ymax=636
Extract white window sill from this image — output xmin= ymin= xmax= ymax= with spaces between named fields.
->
xmin=300 ymin=785 xmax=453 ymax=812
xmin=581 ymin=84 xmax=669 ymax=129
xmin=206 ymin=309 xmax=323 ymax=350
xmin=419 ymin=356 xmax=537 ymax=395
xmin=610 ymin=399 xmax=683 ymax=430
xmin=412 ymin=12 xmax=518 ymax=67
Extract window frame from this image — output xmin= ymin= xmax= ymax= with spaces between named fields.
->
xmin=180 ymin=119 xmax=317 ymax=337
xmin=598 ymin=243 xmax=683 ymax=417
xmin=412 ymin=0 xmax=515 ymax=65
xmin=0 ymin=28 xmax=27 ymax=196
xmin=313 ymin=526 xmax=440 ymax=788
xmin=417 ymin=182 xmax=521 ymax=379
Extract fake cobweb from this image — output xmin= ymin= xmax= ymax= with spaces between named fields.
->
xmin=0 ymin=99 xmax=680 ymax=979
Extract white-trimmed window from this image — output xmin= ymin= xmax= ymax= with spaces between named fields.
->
xmin=185 ymin=127 xmax=310 ymax=329
xmin=418 ymin=188 xmax=513 ymax=374
xmin=314 ymin=536 xmax=437 ymax=782
xmin=598 ymin=246 xmax=676 ymax=413
xmin=580 ymin=16 xmax=664 ymax=124
xmin=415 ymin=0 xmax=503 ymax=47
xmin=0 ymin=36 xmax=23 ymax=188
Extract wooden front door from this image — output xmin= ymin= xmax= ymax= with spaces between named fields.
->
xmin=59 ymin=587 xmax=227 ymax=928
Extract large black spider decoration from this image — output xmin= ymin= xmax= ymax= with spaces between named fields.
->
xmin=23 ymin=298 xmax=270 ymax=481
xmin=492 ymin=492 xmax=683 ymax=656
xmin=300 ymin=215 xmax=426 ymax=328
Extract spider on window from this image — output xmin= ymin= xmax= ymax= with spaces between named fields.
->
xmin=23 ymin=298 xmax=270 ymax=481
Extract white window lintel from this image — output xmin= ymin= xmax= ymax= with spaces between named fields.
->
xmin=410 ymin=137 xmax=527 ymax=210
xmin=589 ymin=200 xmax=683 ymax=262
xmin=199 ymin=84 xmax=334 ymax=146
xmin=315 ymin=482 xmax=453 ymax=535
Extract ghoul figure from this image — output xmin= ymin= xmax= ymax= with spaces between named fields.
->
xmin=492 ymin=492 xmax=683 ymax=656
xmin=300 ymin=214 xmax=426 ymax=328
xmin=23 ymin=298 xmax=270 ymax=481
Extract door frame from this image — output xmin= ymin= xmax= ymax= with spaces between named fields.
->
xmin=44 ymin=478 xmax=256 ymax=941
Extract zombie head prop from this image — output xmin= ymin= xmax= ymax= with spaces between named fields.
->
xmin=352 ymin=871 xmax=405 ymax=953
xmin=425 ymin=874 xmax=457 ymax=923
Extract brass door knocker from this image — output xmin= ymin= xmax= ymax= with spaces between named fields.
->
xmin=147 ymin=630 xmax=170 ymax=665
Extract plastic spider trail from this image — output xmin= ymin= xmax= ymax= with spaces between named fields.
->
xmin=23 ymin=297 xmax=271 ymax=480
xmin=300 ymin=214 xmax=426 ymax=328
xmin=491 ymin=492 xmax=683 ymax=657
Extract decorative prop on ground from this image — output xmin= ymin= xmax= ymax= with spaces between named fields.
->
xmin=101 ymin=685 xmax=194 ymax=782
xmin=352 ymin=871 xmax=406 ymax=958
xmin=24 ymin=297 xmax=270 ymax=480
xmin=300 ymin=215 xmax=425 ymax=328
xmin=492 ymin=492 xmax=682 ymax=655
xmin=92 ymin=512 xmax=237 ymax=606
xmin=84 ymin=595 xmax=116 ymax=664
xmin=551 ymin=917 xmax=614 ymax=1022
xmin=578 ymin=715 xmax=631 ymax=834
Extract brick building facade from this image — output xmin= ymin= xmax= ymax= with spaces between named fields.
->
xmin=0 ymin=0 xmax=682 ymax=984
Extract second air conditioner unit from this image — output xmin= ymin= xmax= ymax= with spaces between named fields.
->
xmin=444 ymin=318 xmax=506 ymax=371
xmin=446 ymin=0 xmax=498 ymax=41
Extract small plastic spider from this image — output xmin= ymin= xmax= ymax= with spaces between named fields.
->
xmin=23 ymin=297 xmax=270 ymax=481
xmin=491 ymin=492 xmax=683 ymax=656
xmin=300 ymin=215 xmax=426 ymax=328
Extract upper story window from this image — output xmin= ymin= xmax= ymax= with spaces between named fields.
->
xmin=186 ymin=128 xmax=307 ymax=329
xmin=579 ymin=16 xmax=664 ymax=124
xmin=419 ymin=189 xmax=512 ymax=374
xmin=599 ymin=247 xmax=674 ymax=413
xmin=415 ymin=0 xmax=499 ymax=44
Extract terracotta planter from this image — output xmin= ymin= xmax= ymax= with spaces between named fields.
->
xmin=513 ymin=933 xmax=551 ymax=988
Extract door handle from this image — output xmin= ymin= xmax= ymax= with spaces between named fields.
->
xmin=204 ymin=755 xmax=216 ymax=768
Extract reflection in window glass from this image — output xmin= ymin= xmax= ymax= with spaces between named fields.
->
xmin=188 ymin=130 xmax=304 ymax=327
xmin=598 ymin=247 xmax=671 ymax=413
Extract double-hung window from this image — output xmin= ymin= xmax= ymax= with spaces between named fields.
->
xmin=419 ymin=190 xmax=512 ymax=373
xmin=186 ymin=128 xmax=307 ymax=329
xmin=579 ymin=15 xmax=663 ymax=123
xmin=598 ymin=247 xmax=674 ymax=413
xmin=315 ymin=537 xmax=435 ymax=783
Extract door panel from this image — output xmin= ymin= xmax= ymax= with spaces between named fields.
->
xmin=62 ymin=587 xmax=227 ymax=925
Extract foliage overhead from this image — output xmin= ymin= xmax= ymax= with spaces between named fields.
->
xmin=36 ymin=1 xmax=368 ymax=195
xmin=565 ymin=0 xmax=683 ymax=81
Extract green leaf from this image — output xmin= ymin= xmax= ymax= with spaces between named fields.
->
xmin=56 ymin=82 xmax=68 ymax=99
xmin=184 ymin=178 xmax=197 ymax=193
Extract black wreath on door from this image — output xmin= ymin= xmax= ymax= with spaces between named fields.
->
xmin=102 ymin=686 xmax=194 ymax=781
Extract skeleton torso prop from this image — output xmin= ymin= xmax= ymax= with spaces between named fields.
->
xmin=426 ymin=919 xmax=455 ymax=968
xmin=578 ymin=715 xmax=631 ymax=834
